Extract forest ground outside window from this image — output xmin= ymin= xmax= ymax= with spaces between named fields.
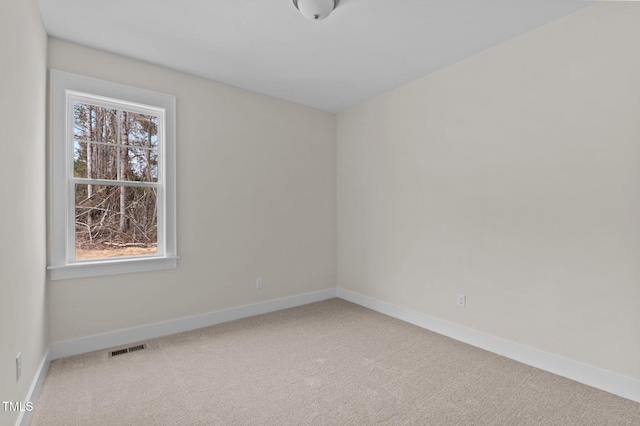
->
xmin=48 ymin=70 xmax=177 ymax=280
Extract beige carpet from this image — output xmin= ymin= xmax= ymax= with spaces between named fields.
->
xmin=31 ymin=299 xmax=639 ymax=425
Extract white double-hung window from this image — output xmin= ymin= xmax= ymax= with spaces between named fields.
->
xmin=49 ymin=70 xmax=177 ymax=280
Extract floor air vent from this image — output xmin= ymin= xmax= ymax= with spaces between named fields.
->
xmin=127 ymin=344 xmax=145 ymax=352
xmin=109 ymin=344 xmax=147 ymax=357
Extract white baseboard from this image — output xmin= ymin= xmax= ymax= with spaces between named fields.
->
xmin=336 ymin=288 xmax=640 ymax=403
xmin=16 ymin=349 xmax=51 ymax=426
xmin=50 ymin=288 xmax=337 ymax=360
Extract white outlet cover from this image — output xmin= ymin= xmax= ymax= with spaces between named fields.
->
xmin=456 ymin=294 xmax=466 ymax=308
xmin=16 ymin=353 xmax=22 ymax=381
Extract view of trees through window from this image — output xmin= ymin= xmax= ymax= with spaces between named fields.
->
xmin=73 ymin=101 xmax=160 ymax=260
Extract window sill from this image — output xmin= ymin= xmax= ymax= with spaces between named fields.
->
xmin=48 ymin=256 xmax=178 ymax=280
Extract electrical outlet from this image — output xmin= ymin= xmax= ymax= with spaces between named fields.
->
xmin=16 ymin=353 xmax=22 ymax=381
xmin=456 ymin=294 xmax=466 ymax=308
xmin=256 ymin=277 xmax=263 ymax=289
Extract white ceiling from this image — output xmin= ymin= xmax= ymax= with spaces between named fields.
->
xmin=37 ymin=0 xmax=592 ymax=112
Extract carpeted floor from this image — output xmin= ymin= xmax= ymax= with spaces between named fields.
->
xmin=31 ymin=298 xmax=640 ymax=425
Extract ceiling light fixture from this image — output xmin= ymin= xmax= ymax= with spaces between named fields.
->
xmin=293 ymin=0 xmax=339 ymax=21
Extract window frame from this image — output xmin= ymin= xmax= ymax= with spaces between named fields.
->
xmin=48 ymin=70 xmax=177 ymax=280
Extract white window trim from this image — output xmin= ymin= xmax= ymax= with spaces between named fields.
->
xmin=48 ymin=70 xmax=177 ymax=280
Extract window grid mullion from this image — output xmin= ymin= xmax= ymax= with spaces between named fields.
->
xmin=71 ymin=178 xmax=160 ymax=189
xmin=75 ymin=139 xmax=157 ymax=152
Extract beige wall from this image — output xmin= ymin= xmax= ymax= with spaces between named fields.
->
xmin=47 ymin=39 xmax=337 ymax=343
xmin=338 ymin=3 xmax=640 ymax=380
xmin=0 ymin=0 xmax=48 ymax=424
